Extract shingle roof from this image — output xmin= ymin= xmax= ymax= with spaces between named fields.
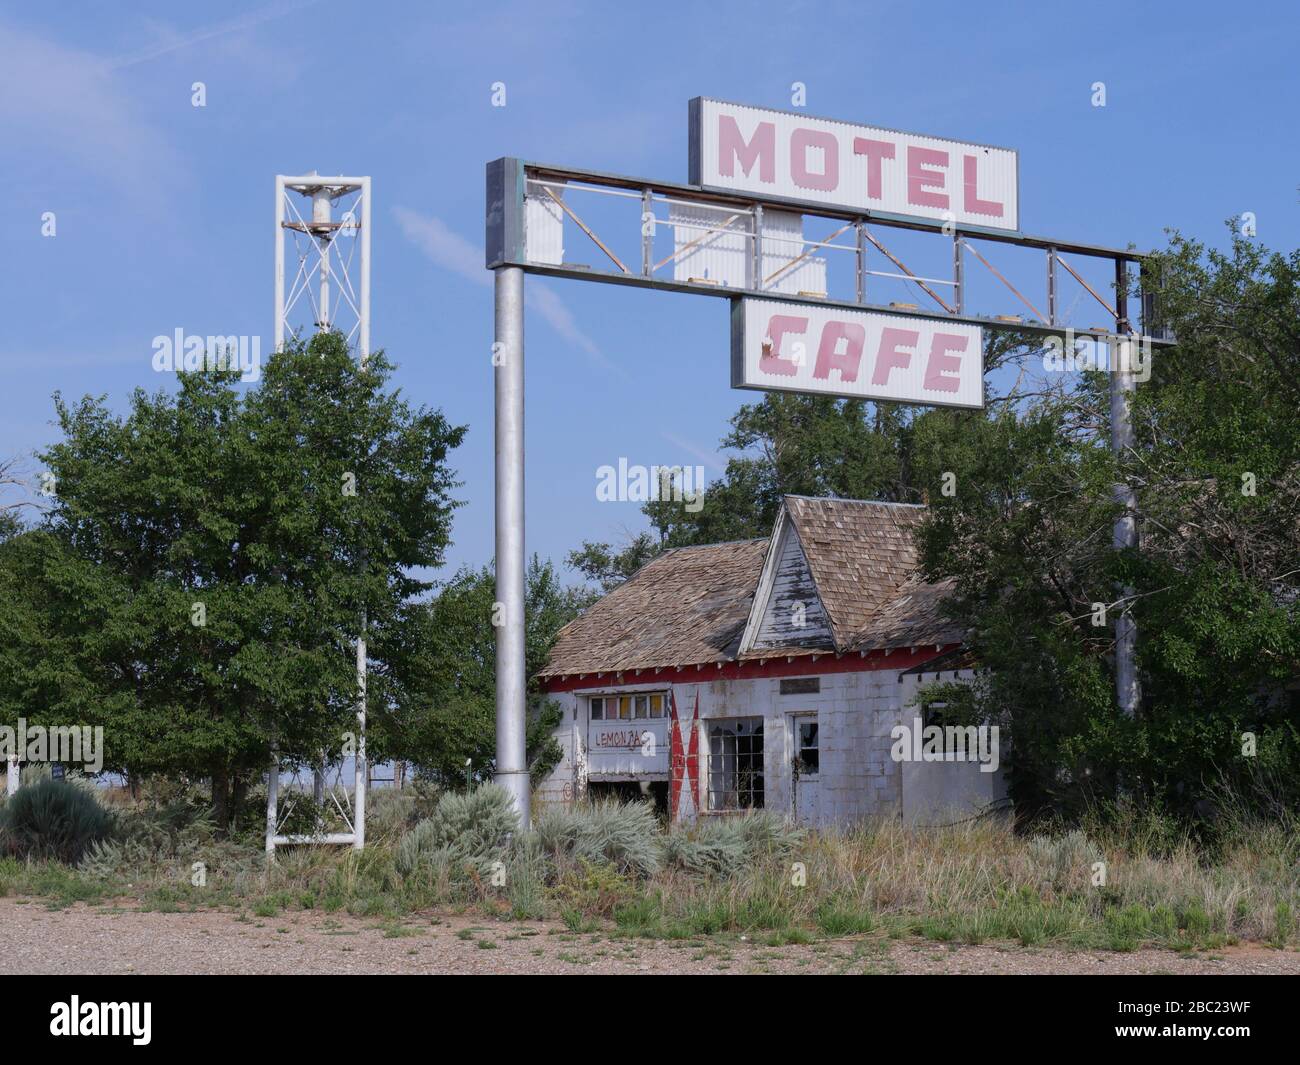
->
xmin=539 ymin=497 xmax=964 ymax=679
xmin=538 ymin=538 xmax=769 ymax=678
xmin=784 ymin=496 xmax=929 ymax=648
xmin=849 ymin=575 xmax=964 ymax=650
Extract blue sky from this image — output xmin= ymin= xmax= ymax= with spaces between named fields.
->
xmin=2 ymin=0 xmax=1296 ymax=583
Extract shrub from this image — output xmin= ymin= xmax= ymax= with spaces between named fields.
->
xmin=0 ymin=778 xmax=115 ymax=865
xmin=1104 ymin=904 xmax=1153 ymax=951
xmin=534 ymin=800 xmax=662 ymax=876
xmin=1273 ymin=900 xmax=1295 ymax=948
xmin=505 ymin=834 xmax=550 ymax=920
xmin=552 ymin=859 xmax=638 ymax=917
xmin=664 ymin=811 xmax=804 ymax=876
xmin=395 ymin=784 xmax=518 ymax=876
xmin=1026 ymin=829 xmax=1103 ymax=897
xmin=363 ymin=789 xmax=421 ymax=844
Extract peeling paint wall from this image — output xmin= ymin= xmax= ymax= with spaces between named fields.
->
xmin=898 ymin=669 xmax=1009 ymax=825
xmin=538 ymin=663 xmax=1001 ymax=827
xmin=751 ymin=522 xmax=832 ymax=650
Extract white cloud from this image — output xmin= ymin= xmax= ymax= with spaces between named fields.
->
xmin=0 ymin=20 xmax=180 ymax=196
xmin=393 ymin=206 xmax=623 ymax=377
xmin=394 ymin=208 xmax=484 ymax=285
xmin=659 ymin=430 xmax=725 ymax=473
xmin=105 ymin=0 xmax=319 ymax=71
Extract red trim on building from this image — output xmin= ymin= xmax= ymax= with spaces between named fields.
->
xmin=668 ymin=690 xmax=702 ymax=821
xmin=540 ymin=644 xmax=961 ymax=693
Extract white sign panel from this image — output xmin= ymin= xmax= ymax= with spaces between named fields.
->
xmin=732 ymin=298 xmax=984 ymax=409
xmin=587 ymin=720 xmax=669 ymax=778
xmin=691 ymin=98 xmax=1019 ymax=233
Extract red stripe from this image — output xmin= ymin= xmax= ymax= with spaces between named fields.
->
xmin=540 ymin=644 xmax=961 ymax=693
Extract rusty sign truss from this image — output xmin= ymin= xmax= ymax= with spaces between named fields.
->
xmin=486 ymin=155 xmax=1174 ymax=351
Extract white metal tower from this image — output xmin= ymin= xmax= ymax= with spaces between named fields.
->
xmin=267 ymin=173 xmax=372 ymax=856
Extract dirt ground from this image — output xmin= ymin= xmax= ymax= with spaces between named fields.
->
xmin=5 ymin=897 xmax=1299 ymax=975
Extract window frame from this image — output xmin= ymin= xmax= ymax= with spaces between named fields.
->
xmin=588 ymin=691 xmax=668 ymax=722
xmin=706 ymin=716 xmax=765 ymax=812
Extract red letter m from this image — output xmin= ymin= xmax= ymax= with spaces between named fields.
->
xmin=718 ymin=116 xmax=775 ymax=183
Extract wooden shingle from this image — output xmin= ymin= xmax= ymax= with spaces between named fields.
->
xmin=538 ymin=538 xmax=768 ymax=678
xmin=538 ymin=497 xmax=964 ymax=679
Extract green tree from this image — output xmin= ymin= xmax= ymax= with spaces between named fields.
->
xmin=375 ymin=556 xmax=594 ymax=784
xmin=916 ymin=231 xmax=1300 ymax=818
xmin=0 ymin=332 xmax=466 ymax=832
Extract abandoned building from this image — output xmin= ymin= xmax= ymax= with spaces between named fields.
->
xmin=536 ymin=495 xmax=1008 ymax=826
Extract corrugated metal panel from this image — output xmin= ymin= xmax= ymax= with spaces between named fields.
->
xmin=761 ymin=209 xmax=826 ymax=296
xmin=525 ymin=181 xmax=565 ymax=264
xmin=696 ymin=98 xmax=1019 ymax=232
xmin=669 ymin=202 xmax=749 ymax=286
xmin=669 ymin=204 xmax=826 ymax=294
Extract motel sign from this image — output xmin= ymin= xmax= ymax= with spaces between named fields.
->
xmin=690 ymin=98 xmax=1019 ymax=233
xmin=486 ymin=97 xmax=1169 ymax=824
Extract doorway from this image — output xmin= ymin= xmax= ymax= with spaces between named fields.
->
xmin=788 ymin=713 xmax=819 ymax=825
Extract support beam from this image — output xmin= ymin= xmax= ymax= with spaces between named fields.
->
xmin=274 ymin=177 xmax=285 ymax=352
xmin=1047 ymin=246 xmax=1057 ymax=326
xmin=1110 ymin=263 xmax=1140 ymax=719
xmin=953 ymin=232 xmax=964 ymax=315
xmin=641 ymin=188 xmax=653 ymax=276
xmin=353 ymin=612 xmax=367 ymax=849
xmin=494 ymin=266 xmax=530 ymax=827
xmin=855 ymin=221 xmax=866 ymax=303
xmin=265 ymin=748 xmax=279 ymax=860
xmin=966 ymin=241 xmax=1046 ymax=323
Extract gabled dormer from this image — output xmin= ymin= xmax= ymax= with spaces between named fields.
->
xmin=739 ymin=503 xmax=833 ymax=655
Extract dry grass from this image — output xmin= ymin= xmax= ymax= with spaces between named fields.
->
xmin=1 ymin=786 xmax=1297 ymax=954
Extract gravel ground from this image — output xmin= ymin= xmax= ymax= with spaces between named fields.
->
xmin=5 ymin=898 xmax=1299 ymax=975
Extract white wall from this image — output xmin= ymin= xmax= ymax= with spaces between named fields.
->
xmin=541 ymin=666 xmax=888 ymax=825
xmin=897 ymin=670 xmax=1010 ymax=825
xmin=539 ymin=664 xmax=1007 ymax=826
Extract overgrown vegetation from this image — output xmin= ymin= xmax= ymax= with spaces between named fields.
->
xmin=1 ymin=782 xmax=1296 ymax=954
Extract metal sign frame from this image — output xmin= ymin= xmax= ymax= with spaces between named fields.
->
xmin=487 ymin=107 xmax=1166 ymax=825
xmin=487 ymin=157 xmax=1172 ymax=345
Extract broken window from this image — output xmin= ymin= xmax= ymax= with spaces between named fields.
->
xmin=589 ymin=693 xmax=666 ymax=721
xmin=795 ymin=719 xmax=819 ymax=775
xmin=922 ymin=701 xmax=973 ymax=756
xmin=707 ymin=718 xmax=764 ymax=811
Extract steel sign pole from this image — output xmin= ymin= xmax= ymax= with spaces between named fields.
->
xmin=1110 ymin=263 xmax=1140 ymax=719
xmin=494 ymin=265 xmax=530 ymax=827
